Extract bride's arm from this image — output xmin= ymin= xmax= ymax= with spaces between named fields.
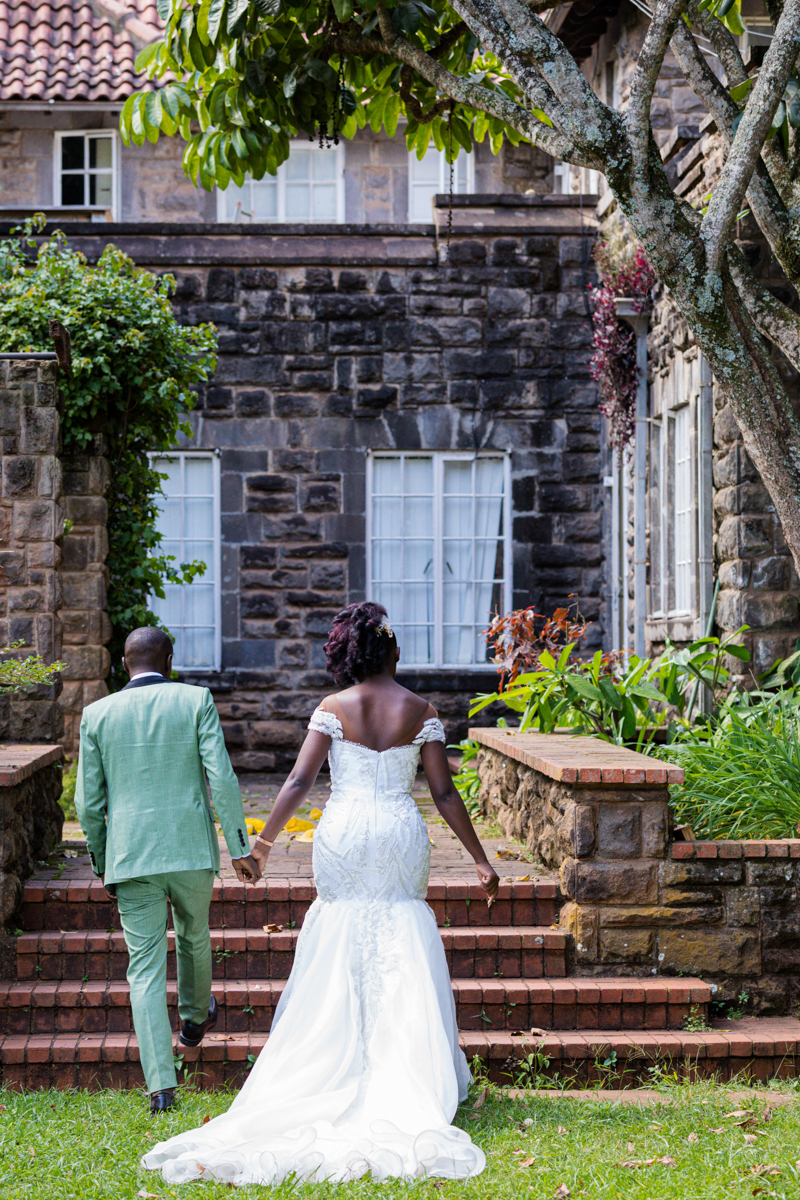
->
xmin=250 ymin=731 xmax=331 ymax=871
xmin=421 ymin=741 xmax=500 ymax=906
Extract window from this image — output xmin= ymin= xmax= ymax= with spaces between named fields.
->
xmin=149 ymin=452 xmax=221 ymax=671
xmin=673 ymin=406 xmax=693 ymax=616
xmin=367 ymin=452 xmax=511 ymax=668
xmin=216 ymin=142 xmax=344 ymax=223
xmin=553 ymin=161 xmax=572 ymax=194
xmin=408 ymin=148 xmax=475 ymax=222
xmin=54 ymin=132 xmax=116 ymax=217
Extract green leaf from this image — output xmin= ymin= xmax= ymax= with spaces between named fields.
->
xmin=532 ymin=106 xmax=553 ymax=128
xmin=135 ymin=41 xmax=163 ymax=72
xmin=206 ymin=0 xmax=227 ymax=42
xmin=598 ymin=677 xmax=622 ymax=711
xmin=119 ymin=94 xmax=136 ymax=145
xmin=725 ymin=643 xmax=751 ymax=662
xmin=383 ymin=92 xmax=401 ymax=137
xmin=253 ymin=0 xmax=283 ymax=13
xmin=729 ymin=75 xmax=755 ymax=104
xmin=564 ymin=676 xmax=604 ymax=704
xmin=332 ymin=0 xmax=354 ymax=18
xmin=226 ymin=0 xmax=249 ymax=35
xmin=144 ymin=90 xmax=163 ymax=137
xmin=306 ymin=58 xmax=338 ymax=90
xmin=283 ymin=67 xmax=298 ymax=99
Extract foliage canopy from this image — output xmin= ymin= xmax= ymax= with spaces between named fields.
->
xmin=0 ymin=223 xmax=218 ymax=687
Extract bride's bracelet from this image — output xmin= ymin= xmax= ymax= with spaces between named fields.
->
xmin=255 ymin=833 xmax=275 ymax=852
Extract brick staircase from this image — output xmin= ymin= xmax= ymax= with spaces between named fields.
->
xmin=6 ymin=870 xmax=797 ymax=1091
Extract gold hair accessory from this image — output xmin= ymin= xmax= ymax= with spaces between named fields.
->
xmin=376 ymin=619 xmax=394 ymax=637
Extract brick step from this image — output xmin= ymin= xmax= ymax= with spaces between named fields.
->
xmin=16 ymin=925 xmax=569 ymax=983
xmin=0 ymin=976 xmax=710 ymax=1036
xmin=2 ymin=1016 xmax=796 ymax=1090
xmin=20 ymin=876 xmax=560 ymax=933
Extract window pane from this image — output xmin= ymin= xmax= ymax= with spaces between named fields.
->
xmin=88 ymin=172 xmax=113 ymax=206
xmin=61 ymin=136 xmax=84 ymax=171
xmin=61 ymin=174 xmax=84 ymax=206
xmin=185 ymin=456 xmax=213 ymax=495
xmin=404 ymin=456 xmax=433 ymax=494
xmin=405 ymin=581 xmax=434 ymax=623
xmin=89 ymin=137 xmax=113 ymax=169
xmin=373 ymin=497 xmax=401 ymax=538
xmin=372 ymin=540 xmax=402 ymax=582
xmin=185 ymin=541 xmax=215 ymax=578
xmin=155 ymin=457 xmax=182 ymax=497
xmin=250 ymin=178 xmax=278 ymax=219
xmin=160 ymin=498 xmax=182 ymax=538
xmin=444 ymin=579 xmax=473 ymax=623
xmin=373 ymin=457 xmax=402 ymax=495
xmin=311 ymin=184 xmax=337 ymax=220
xmin=184 ymin=498 xmax=213 ymax=539
xmin=443 ymin=496 xmax=472 ymax=537
xmin=373 ymin=582 xmax=402 ymax=616
xmin=182 ymin=627 xmax=215 ymax=668
xmin=183 ymin=583 xmax=215 ymax=625
xmin=312 ymin=149 xmax=337 ymax=180
xmin=225 ymin=181 xmax=250 ymax=219
xmin=673 ymin=407 xmax=693 ymax=615
xmin=404 ymin=540 xmax=434 ymax=582
xmin=411 ymin=151 xmax=442 ymax=184
xmin=444 ymin=459 xmax=473 ymax=494
xmin=286 ymin=149 xmax=312 ymax=181
xmin=285 ymin=182 xmax=311 ymax=220
xmin=443 ymin=539 xmax=472 ymax=582
xmin=403 ymin=625 xmax=434 ymax=665
xmin=403 ymin=496 xmax=431 ymax=537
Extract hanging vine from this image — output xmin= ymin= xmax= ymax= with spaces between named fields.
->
xmin=0 ymin=218 xmax=218 ymax=689
xmin=589 ymin=230 xmax=655 ymax=456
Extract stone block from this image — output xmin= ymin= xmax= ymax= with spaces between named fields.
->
xmin=20 ymin=408 xmax=58 ymax=455
xmin=13 ymin=501 xmax=59 ymax=542
xmin=596 ymin=804 xmax=642 ymax=859
xmin=599 ymin=928 xmax=656 ymax=963
xmin=559 ymin=901 xmax=598 ymax=961
xmin=600 ymin=904 xmax=723 ymax=927
xmin=641 ymin=803 xmax=669 ymax=858
xmin=64 ymin=496 xmax=107 ymax=526
xmin=657 ymin=927 xmax=761 ymax=976
xmin=726 ymin=887 xmax=761 ymax=926
xmin=60 ymin=573 xmax=106 ymax=611
xmin=660 ymin=860 xmax=744 ymax=885
xmin=250 ymin=721 xmax=301 ymax=750
xmin=61 ymin=645 xmax=111 ymax=681
xmin=2 ymin=457 xmax=36 ymax=498
xmin=572 ymin=803 xmax=595 ymax=858
xmin=559 ymin=859 xmax=658 ymax=904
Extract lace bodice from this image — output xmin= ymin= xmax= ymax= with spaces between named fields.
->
xmin=305 ymin=705 xmax=445 ymax=905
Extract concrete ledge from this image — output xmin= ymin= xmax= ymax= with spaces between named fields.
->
xmin=0 ymin=745 xmax=63 ymax=787
xmin=469 ymin=728 xmax=684 ymax=786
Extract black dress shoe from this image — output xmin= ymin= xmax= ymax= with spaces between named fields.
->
xmin=150 ymin=1088 xmax=177 ymax=1114
xmin=179 ymin=994 xmax=218 ymax=1047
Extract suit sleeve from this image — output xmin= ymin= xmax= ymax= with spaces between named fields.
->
xmin=74 ymin=713 xmax=108 ymax=877
xmin=197 ymin=688 xmax=250 ymax=860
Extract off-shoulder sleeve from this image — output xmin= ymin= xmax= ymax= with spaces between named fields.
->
xmin=413 ymin=717 xmax=446 ymax=745
xmin=308 ymin=706 xmax=343 ymax=740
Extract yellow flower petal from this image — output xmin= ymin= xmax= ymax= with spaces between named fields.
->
xmin=285 ymin=816 xmax=315 ymax=833
xmin=294 ymin=829 xmax=314 ymax=843
xmin=245 ymin=819 xmax=265 ymax=835
xmin=308 ymin=807 xmax=323 ymax=821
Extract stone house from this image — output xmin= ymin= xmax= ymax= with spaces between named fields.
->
xmin=1 ymin=0 xmax=795 ymax=767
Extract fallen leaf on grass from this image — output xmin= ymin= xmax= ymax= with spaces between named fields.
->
xmin=554 ymin=1186 xmax=570 ymax=1199
xmin=556 ymin=1125 xmax=567 ymax=1135
xmin=196 ymin=1163 xmax=206 ymax=1173
xmin=202 ymin=1114 xmax=211 ymax=1125
xmin=263 ymin=924 xmax=283 ymax=933
xmin=627 ymin=1143 xmax=635 ymax=1153
xmin=137 ymin=1191 xmax=160 ymax=1198
xmin=750 ymin=1165 xmax=782 ymax=1177
xmin=472 ymin=1088 xmax=488 ymax=1111
xmin=518 ymin=1157 xmax=537 ymax=1168
xmin=620 ymin=1156 xmax=677 ymax=1169
xmin=744 ymin=1134 xmax=758 ymax=1145
xmin=688 ymin=1132 xmax=698 ymax=1144
xmin=726 ymin=1110 xmax=756 ymax=1126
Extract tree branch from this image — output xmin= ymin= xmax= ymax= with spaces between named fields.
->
xmin=685 ymin=0 xmax=747 ymax=88
xmin=627 ymin=0 xmax=685 ymax=202
xmin=701 ymin=0 xmax=800 ymax=274
xmin=727 ymin=242 xmax=800 ymax=373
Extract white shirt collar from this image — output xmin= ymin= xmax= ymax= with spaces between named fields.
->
xmin=130 ymin=670 xmax=166 ymax=680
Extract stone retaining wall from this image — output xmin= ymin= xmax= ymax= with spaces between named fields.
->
xmin=0 ymin=745 xmax=63 ymax=927
xmin=473 ymin=728 xmax=800 ymax=1014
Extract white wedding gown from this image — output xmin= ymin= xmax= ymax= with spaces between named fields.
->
xmin=142 ymin=708 xmax=486 ymax=1185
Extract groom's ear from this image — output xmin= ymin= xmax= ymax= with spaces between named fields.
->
xmin=166 ymin=652 xmax=173 ymax=678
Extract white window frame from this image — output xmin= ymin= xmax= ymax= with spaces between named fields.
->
xmin=553 ymin=161 xmax=572 ymax=194
xmin=671 ymin=404 xmax=694 ymax=618
xmin=366 ymin=450 xmax=512 ymax=670
xmin=407 ymin=147 xmax=476 ymax=223
xmin=148 ymin=450 xmax=222 ymax=673
xmin=53 ymin=130 xmax=118 ymax=220
xmin=215 ymin=140 xmax=345 ymax=223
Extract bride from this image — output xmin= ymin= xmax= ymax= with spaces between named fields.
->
xmin=143 ymin=601 xmax=499 ymax=1185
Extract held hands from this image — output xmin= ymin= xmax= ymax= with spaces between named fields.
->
xmin=233 ymin=855 xmax=262 ymax=885
xmin=475 ymin=860 xmax=500 ymax=908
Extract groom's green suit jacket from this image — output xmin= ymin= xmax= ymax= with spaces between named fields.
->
xmin=75 ymin=678 xmax=250 ymax=886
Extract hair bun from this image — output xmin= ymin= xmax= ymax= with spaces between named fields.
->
xmin=323 ymin=602 xmax=396 ymax=687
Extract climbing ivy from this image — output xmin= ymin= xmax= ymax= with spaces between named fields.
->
xmin=0 ymin=219 xmax=218 ymax=689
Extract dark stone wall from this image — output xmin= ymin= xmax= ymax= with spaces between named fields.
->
xmin=7 ymin=198 xmax=604 ymax=771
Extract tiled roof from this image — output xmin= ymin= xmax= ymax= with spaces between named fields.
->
xmin=0 ymin=0 xmax=163 ymax=103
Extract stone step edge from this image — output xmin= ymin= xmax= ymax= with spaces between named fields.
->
xmin=0 ymin=976 xmax=712 ymax=1007
xmin=21 ymin=876 xmax=559 ymax=903
xmin=16 ymin=926 xmax=569 ymax=955
xmin=3 ymin=1020 xmax=796 ymax=1066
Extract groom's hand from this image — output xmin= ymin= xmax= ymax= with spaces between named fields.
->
xmin=233 ymin=855 xmax=261 ymax=884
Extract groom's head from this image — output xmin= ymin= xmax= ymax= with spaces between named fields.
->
xmin=122 ymin=627 xmax=173 ymax=680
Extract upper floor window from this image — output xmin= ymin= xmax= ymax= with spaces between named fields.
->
xmin=367 ymin=452 xmax=511 ymax=668
xmin=408 ymin=148 xmax=474 ymax=223
xmin=217 ymin=142 xmax=344 ymax=223
xmin=54 ymin=132 xmax=117 ymax=218
xmin=649 ymin=402 xmax=696 ymax=620
xmin=150 ymin=452 xmax=221 ymax=671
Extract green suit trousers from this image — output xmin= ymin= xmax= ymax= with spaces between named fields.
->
xmin=116 ymin=869 xmax=215 ymax=1095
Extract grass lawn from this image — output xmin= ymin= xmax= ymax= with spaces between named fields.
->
xmin=1 ymin=1079 xmax=799 ymax=1199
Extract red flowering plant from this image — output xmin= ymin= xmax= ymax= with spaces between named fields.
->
xmin=589 ymin=239 xmax=656 ymax=457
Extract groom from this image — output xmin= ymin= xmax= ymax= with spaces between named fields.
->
xmin=75 ymin=627 xmax=260 ymax=1113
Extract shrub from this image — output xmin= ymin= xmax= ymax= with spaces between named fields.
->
xmin=0 ymin=644 xmax=65 ymax=694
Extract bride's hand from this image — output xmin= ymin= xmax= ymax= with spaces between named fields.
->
xmin=475 ymin=860 xmax=499 ymax=907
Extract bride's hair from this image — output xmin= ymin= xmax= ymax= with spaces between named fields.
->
xmin=324 ymin=601 xmax=395 ymax=687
